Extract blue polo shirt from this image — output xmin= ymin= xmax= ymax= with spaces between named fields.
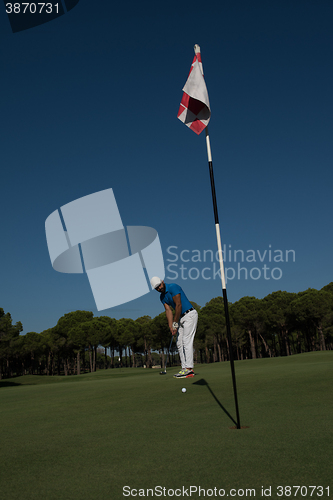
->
xmin=160 ymin=283 xmax=193 ymax=314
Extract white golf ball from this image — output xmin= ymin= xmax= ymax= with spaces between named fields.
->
xmin=182 ymin=387 xmax=186 ymax=393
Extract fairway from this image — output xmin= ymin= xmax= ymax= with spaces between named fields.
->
xmin=1 ymin=352 xmax=332 ymax=500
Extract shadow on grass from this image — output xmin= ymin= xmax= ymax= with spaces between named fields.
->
xmin=193 ymin=378 xmax=237 ymax=426
xmin=0 ymin=380 xmax=23 ymax=387
xmin=0 ymin=369 xmax=154 ymax=388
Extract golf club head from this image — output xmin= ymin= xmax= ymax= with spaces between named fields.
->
xmin=160 ymin=371 xmax=167 ymax=375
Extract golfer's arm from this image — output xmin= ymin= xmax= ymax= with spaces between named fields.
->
xmin=173 ymin=294 xmax=182 ymax=324
xmin=164 ymin=304 xmax=174 ymax=330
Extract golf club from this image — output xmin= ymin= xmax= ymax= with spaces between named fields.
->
xmin=160 ymin=335 xmax=174 ymax=375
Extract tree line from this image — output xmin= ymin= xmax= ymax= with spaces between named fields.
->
xmin=1 ymin=283 xmax=332 ymax=379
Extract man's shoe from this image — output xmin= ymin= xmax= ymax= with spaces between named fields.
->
xmin=173 ymin=368 xmax=194 ymax=378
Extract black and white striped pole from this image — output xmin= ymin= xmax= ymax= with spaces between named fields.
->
xmin=181 ymin=44 xmax=241 ymax=428
xmin=205 ymin=124 xmax=241 ymax=430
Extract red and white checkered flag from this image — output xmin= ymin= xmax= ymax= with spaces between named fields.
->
xmin=177 ymin=45 xmax=211 ymax=135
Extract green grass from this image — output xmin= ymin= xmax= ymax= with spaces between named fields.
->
xmin=1 ymin=352 xmax=332 ymax=500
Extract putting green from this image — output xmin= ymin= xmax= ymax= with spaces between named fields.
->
xmin=0 ymin=351 xmax=332 ymax=500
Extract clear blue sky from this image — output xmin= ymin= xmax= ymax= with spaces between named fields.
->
xmin=1 ymin=0 xmax=333 ymax=334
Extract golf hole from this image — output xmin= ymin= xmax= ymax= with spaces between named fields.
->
xmin=229 ymin=426 xmax=250 ymax=430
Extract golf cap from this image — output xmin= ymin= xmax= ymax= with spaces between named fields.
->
xmin=150 ymin=276 xmax=162 ymax=290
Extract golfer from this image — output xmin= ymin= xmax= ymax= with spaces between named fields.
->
xmin=150 ymin=277 xmax=198 ymax=378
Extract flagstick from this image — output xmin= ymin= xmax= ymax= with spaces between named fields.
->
xmin=205 ymin=126 xmax=241 ymax=430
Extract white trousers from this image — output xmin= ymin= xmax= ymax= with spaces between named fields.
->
xmin=176 ymin=309 xmax=198 ymax=369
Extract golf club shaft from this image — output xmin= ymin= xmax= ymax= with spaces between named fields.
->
xmin=164 ymin=335 xmax=174 ymax=371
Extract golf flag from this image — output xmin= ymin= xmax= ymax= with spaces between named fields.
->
xmin=178 ymin=45 xmax=241 ymax=430
xmin=177 ymin=45 xmax=211 ymax=135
